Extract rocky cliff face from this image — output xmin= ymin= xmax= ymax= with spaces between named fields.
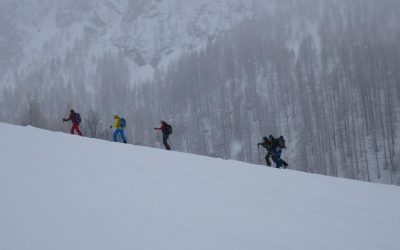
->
xmin=0 ymin=0 xmax=268 ymax=85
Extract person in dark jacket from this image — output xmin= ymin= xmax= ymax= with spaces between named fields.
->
xmin=63 ymin=109 xmax=83 ymax=136
xmin=154 ymin=120 xmax=172 ymax=150
xmin=258 ymin=136 xmax=273 ymax=166
xmin=258 ymin=135 xmax=288 ymax=168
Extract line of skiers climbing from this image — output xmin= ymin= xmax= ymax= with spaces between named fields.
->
xmin=63 ymin=109 xmax=288 ymax=167
xmin=62 ymin=109 xmax=173 ymax=150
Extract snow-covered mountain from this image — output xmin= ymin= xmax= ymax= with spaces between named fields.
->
xmin=0 ymin=0 xmax=399 ymax=186
xmin=0 ymin=123 xmax=399 ymax=250
xmin=0 ymin=0 xmax=266 ymax=84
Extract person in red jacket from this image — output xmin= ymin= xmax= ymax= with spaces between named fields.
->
xmin=154 ymin=120 xmax=172 ymax=150
xmin=63 ymin=109 xmax=83 ymax=136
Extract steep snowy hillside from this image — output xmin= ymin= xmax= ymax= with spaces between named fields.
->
xmin=0 ymin=123 xmax=399 ymax=250
xmin=0 ymin=0 xmax=266 ymax=84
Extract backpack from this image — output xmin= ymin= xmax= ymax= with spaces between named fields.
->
xmin=120 ymin=118 xmax=127 ymax=128
xmin=75 ymin=113 xmax=81 ymax=124
xmin=278 ymin=136 xmax=286 ymax=149
xmin=165 ymin=124 xmax=172 ymax=135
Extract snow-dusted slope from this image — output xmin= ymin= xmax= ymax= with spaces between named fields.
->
xmin=0 ymin=123 xmax=399 ymax=250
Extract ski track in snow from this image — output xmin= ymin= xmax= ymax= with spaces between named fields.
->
xmin=0 ymin=123 xmax=399 ymax=250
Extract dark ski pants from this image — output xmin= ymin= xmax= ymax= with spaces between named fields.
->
xmin=265 ymin=152 xmax=272 ymax=166
xmin=71 ymin=123 xmax=82 ymax=136
xmin=272 ymin=155 xmax=283 ymax=168
xmin=163 ymin=134 xmax=171 ymax=150
xmin=113 ymin=128 xmax=127 ymax=143
xmin=271 ymin=149 xmax=288 ymax=168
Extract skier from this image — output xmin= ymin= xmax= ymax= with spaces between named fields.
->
xmin=63 ymin=109 xmax=83 ymax=136
xmin=154 ymin=120 xmax=172 ymax=150
xmin=258 ymin=135 xmax=288 ymax=168
xmin=111 ymin=115 xmax=127 ymax=143
xmin=257 ymin=136 xmax=273 ymax=166
xmin=270 ymin=135 xmax=289 ymax=168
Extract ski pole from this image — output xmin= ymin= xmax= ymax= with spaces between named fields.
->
xmin=257 ymin=146 xmax=261 ymax=164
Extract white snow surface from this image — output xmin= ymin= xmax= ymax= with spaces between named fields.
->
xmin=0 ymin=123 xmax=399 ymax=250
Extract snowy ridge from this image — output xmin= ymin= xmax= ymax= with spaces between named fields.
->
xmin=0 ymin=123 xmax=399 ymax=250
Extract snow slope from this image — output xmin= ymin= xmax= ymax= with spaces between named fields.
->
xmin=0 ymin=123 xmax=399 ymax=250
